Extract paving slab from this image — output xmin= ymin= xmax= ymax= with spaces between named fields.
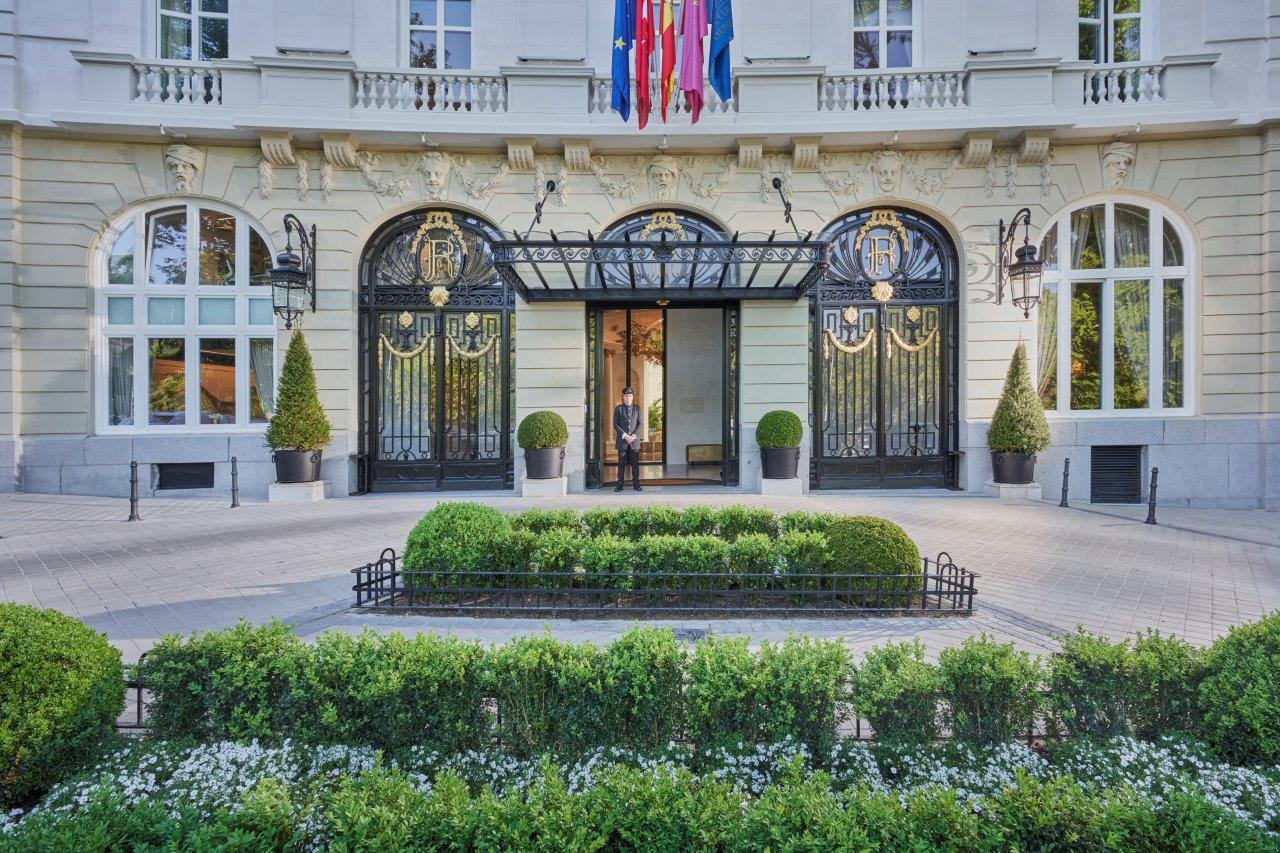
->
xmin=1 ymin=491 xmax=1277 ymax=663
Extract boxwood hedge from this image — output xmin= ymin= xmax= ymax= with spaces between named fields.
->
xmin=0 ymin=604 xmax=124 ymax=806
xmin=403 ymin=504 xmax=926 ymax=596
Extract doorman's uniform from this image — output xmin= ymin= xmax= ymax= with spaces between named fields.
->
xmin=613 ymin=402 xmax=642 ymax=488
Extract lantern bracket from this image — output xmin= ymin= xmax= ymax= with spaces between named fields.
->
xmin=270 ymin=213 xmax=317 ymax=329
xmin=996 ymin=206 xmax=1043 ymax=319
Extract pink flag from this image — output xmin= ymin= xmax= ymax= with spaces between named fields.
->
xmin=678 ymin=0 xmax=708 ymax=122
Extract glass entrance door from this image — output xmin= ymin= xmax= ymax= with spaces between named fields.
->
xmin=601 ymin=308 xmax=666 ymax=479
xmin=586 ymin=305 xmax=740 ymax=488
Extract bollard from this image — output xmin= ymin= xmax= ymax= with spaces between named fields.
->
xmin=230 ymin=456 xmax=241 ymax=508
xmin=127 ymin=460 xmax=141 ymax=522
xmin=1144 ymin=467 xmax=1159 ymax=525
xmin=1059 ymin=458 xmax=1071 ymax=508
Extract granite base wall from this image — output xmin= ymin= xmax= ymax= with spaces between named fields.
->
xmin=13 ymin=433 xmax=352 ymax=501
xmin=960 ymin=416 xmax=1280 ymax=511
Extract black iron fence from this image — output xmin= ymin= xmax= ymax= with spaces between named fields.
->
xmin=351 ymin=549 xmax=977 ymax=617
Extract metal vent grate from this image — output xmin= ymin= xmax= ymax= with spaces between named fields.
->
xmin=156 ymin=462 xmax=215 ymax=490
xmin=1090 ymin=446 xmax=1143 ymax=504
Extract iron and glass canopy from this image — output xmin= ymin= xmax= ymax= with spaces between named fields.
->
xmin=492 ymin=210 xmax=829 ymax=304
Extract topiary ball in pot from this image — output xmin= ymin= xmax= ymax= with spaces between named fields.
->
xmin=987 ymin=342 xmax=1050 ymax=484
xmin=518 ymin=411 xmax=569 ymax=480
xmin=756 ymin=409 xmax=803 ymax=479
xmin=265 ymin=330 xmax=332 ymax=484
xmin=823 ymin=515 xmax=922 ymax=601
xmin=0 ymin=604 xmax=124 ymax=806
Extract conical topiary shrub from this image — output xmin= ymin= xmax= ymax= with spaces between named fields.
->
xmin=987 ymin=343 xmax=1050 ymax=484
xmin=265 ymin=330 xmax=331 ymax=452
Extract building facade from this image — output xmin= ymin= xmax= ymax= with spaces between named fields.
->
xmin=0 ymin=0 xmax=1277 ymax=509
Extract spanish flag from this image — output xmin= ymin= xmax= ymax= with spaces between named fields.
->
xmin=659 ymin=0 xmax=676 ymax=121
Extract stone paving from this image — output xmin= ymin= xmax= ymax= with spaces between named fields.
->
xmin=1 ymin=489 xmax=1277 ymax=664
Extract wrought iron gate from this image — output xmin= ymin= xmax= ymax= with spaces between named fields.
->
xmin=358 ymin=210 xmax=515 ymax=492
xmin=811 ymin=208 xmax=959 ymax=489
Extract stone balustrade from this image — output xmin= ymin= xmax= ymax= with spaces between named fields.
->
xmin=353 ymin=70 xmax=508 ymax=113
xmin=587 ymin=77 xmax=736 ymax=117
xmin=1082 ymin=62 xmax=1165 ymax=106
xmin=819 ymin=69 xmax=968 ymax=112
xmin=132 ymin=60 xmax=223 ymax=106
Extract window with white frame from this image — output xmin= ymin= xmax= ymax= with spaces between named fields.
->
xmin=98 ymin=202 xmax=277 ymax=432
xmin=409 ymin=0 xmax=472 ymax=69
xmin=159 ymin=0 xmax=229 ymax=61
xmin=1078 ymin=0 xmax=1143 ymax=63
xmin=1036 ymin=198 xmax=1191 ymax=415
xmin=853 ymin=0 xmax=914 ymax=69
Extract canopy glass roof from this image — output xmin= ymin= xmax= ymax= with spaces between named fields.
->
xmin=493 ymin=210 xmax=829 ymax=303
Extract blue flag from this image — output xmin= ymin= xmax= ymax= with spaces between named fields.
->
xmin=708 ymin=0 xmax=733 ymax=103
xmin=611 ymin=0 xmax=635 ymax=121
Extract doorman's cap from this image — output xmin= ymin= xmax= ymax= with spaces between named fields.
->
xmin=622 ymin=386 xmax=634 ymax=395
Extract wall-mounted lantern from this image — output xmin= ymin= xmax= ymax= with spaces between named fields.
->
xmin=269 ymin=214 xmax=316 ymax=330
xmin=996 ymin=207 xmax=1044 ymax=318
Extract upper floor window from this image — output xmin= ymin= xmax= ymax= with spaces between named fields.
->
xmin=853 ymin=0 xmax=914 ymax=69
xmin=409 ymin=0 xmax=472 ymax=69
xmin=97 ymin=202 xmax=277 ymax=432
xmin=1036 ymin=198 xmax=1192 ymax=415
xmin=1079 ymin=0 xmax=1142 ymax=63
xmin=159 ymin=0 xmax=228 ymax=61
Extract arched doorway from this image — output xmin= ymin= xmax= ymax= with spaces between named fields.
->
xmin=810 ymin=207 xmax=960 ymax=489
xmin=357 ymin=209 xmax=515 ymax=492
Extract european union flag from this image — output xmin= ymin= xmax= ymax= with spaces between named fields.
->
xmin=709 ymin=0 xmax=734 ymax=103
xmin=611 ymin=0 xmax=635 ymax=121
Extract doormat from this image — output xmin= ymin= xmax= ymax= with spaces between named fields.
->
xmin=607 ymin=478 xmax=717 ymax=487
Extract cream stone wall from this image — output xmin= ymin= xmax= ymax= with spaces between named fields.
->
xmin=3 ymin=130 xmax=1277 ymax=505
xmin=740 ymin=300 xmax=810 ymax=491
xmin=514 ymin=300 xmax=585 ymax=492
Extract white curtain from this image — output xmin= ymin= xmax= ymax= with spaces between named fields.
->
xmin=109 ymin=339 xmax=134 ymax=425
xmin=249 ymin=339 xmax=275 ymax=417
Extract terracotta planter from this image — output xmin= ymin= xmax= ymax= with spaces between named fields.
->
xmin=524 ymin=446 xmax=565 ymax=479
xmin=273 ymin=449 xmax=322 ymax=483
xmin=991 ymin=451 xmax=1036 ymax=485
xmin=760 ymin=446 xmax=800 ymax=479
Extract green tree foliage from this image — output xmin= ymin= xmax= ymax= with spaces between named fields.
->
xmin=264 ymin=331 xmax=331 ymax=451
xmin=755 ymin=409 xmax=804 ymax=448
xmin=987 ymin=342 xmax=1051 ymax=453
xmin=0 ymin=604 xmax=124 ymax=806
xmin=516 ymin=410 xmax=568 ymax=449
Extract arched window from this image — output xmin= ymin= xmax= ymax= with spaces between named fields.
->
xmin=1036 ymin=197 xmax=1192 ymax=414
xmin=96 ymin=201 xmax=277 ymax=431
xmin=596 ymin=209 xmax=733 ymax=289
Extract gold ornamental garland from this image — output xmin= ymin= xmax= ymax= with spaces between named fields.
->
xmin=822 ymin=328 xmax=876 ymax=359
xmin=888 ymin=327 xmax=938 ymax=353
xmin=378 ymin=332 xmax=433 ymax=368
xmin=447 ymin=334 xmax=499 ymax=361
xmin=379 ymin=331 xmax=500 ymax=365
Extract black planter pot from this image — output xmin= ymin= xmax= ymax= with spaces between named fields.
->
xmin=991 ymin=451 xmax=1036 ymax=485
xmin=760 ymin=446 xmax=800 ymax=479
xmin=524 ymin=446 xmax=566 ymax=480
xmin=273 ymin=449 xmax=323 ymax=484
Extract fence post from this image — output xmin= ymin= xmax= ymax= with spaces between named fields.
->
xmin=1059 ymin=458 xmax=1070 ymax=507
xmin=127 ymin=460 xmax=141 ymax=522
xmin=1144 ymin=467 xmax=1159 ymax=525
xmin=229 ymin=456 xmax=241 ymax=508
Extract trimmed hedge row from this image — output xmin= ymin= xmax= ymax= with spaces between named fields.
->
xmin=136 ymin=613 xmax=1280 ymax=765
xmin=402 ymin=503 xmax=923 ymax=592
xmin=9 ymin=764 xmax=1276 ymax=852
xmin=0 ymin=604 xmax=123 ymax=807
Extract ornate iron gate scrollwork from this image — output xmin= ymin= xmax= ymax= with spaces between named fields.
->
xmin=811 ymin=208 xmax=959 ymax=489
xmin=358 ymin=210 xmax=515 ymax=492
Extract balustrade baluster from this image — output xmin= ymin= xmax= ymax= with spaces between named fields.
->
xmin=210 ymin=69 xmax=221 ymax=105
